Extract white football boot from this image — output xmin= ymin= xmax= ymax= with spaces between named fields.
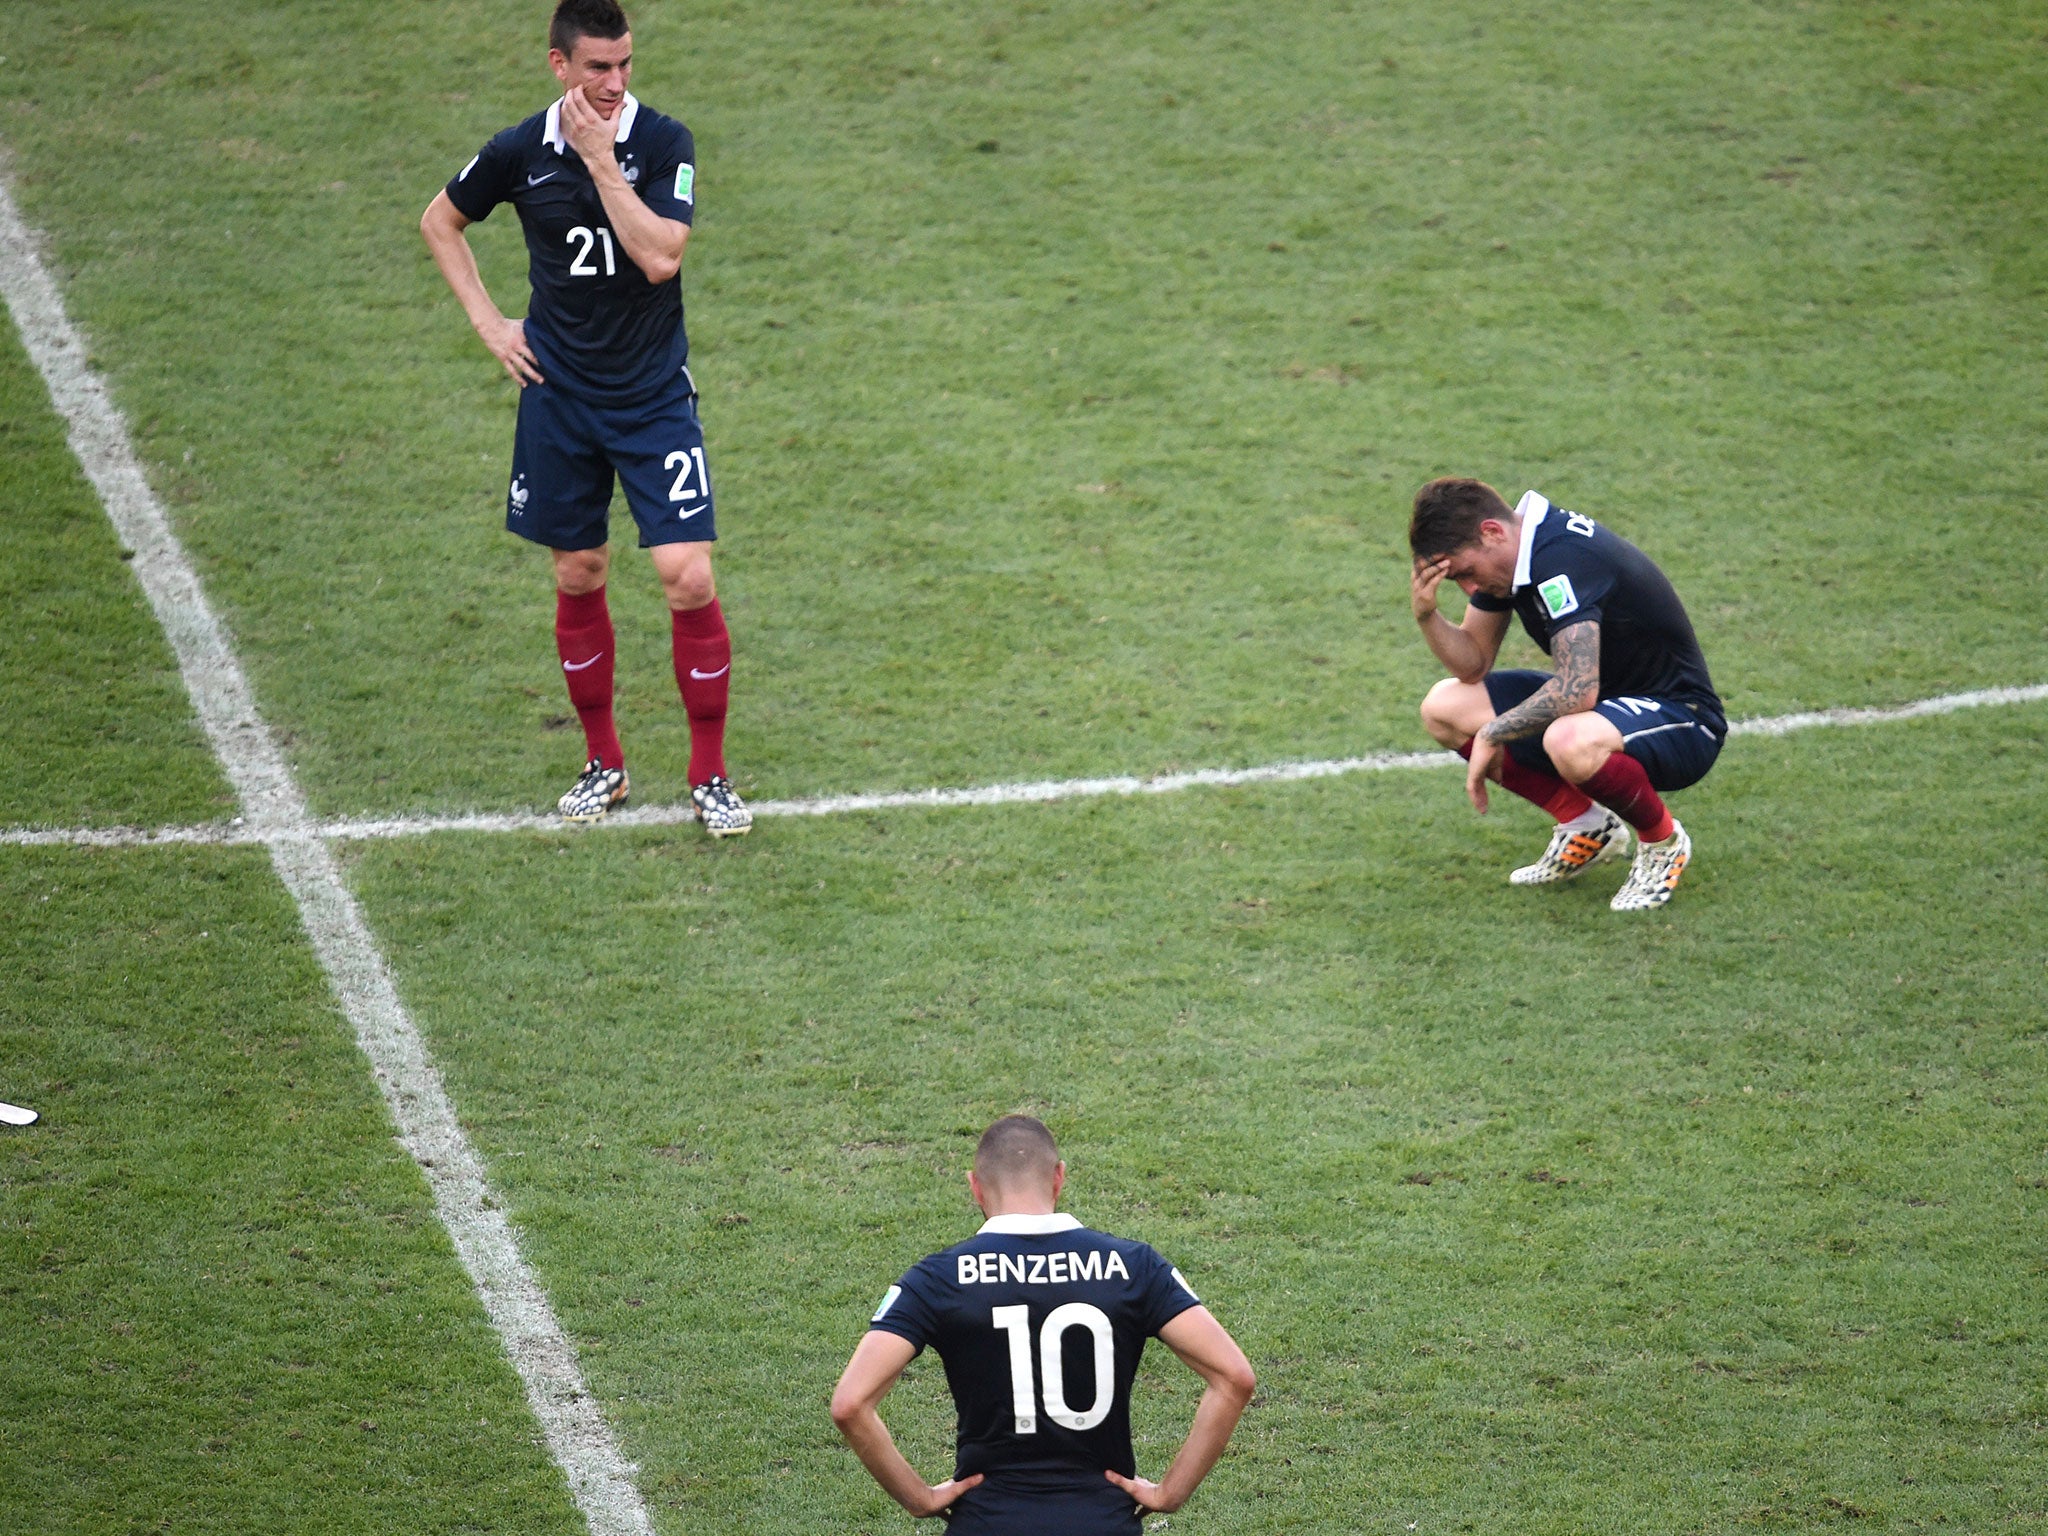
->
xmin=1509 ymin=809 xmax=1631 ymax=886
xmin=558 ymin=758 xmax=629 ymax=822
xmin=1610 ymin=820 xmax=1692 ymax=911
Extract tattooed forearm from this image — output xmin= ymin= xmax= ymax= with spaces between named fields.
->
xmin=1481 ymin=621 xmax=1601 ymax=743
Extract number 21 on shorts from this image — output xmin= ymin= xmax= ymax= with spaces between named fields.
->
xmin=666 ymin=446 xmax=710 ymax=510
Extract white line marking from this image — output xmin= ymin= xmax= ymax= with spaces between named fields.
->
xmin=5 ymin=684 xmax=2045 ymax=850
xmin=0 ymin=177 xmax=651 ymax=1536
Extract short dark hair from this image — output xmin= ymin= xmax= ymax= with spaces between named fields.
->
xmin=1409 ymin=477 xmax=1512 ymax=561
xmin=550 ymin=0 xmax=629 ymax=58
xmin=974 ymin=1116 xmax=1060 ymax=1191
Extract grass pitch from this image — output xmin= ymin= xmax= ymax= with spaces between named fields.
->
xmin=2 ymin=1 xmax=2046 ymax=1533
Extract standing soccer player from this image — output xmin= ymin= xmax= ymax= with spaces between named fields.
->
xmin=831 ymin=1117 xmax=1256 ymax=1534
xmin=420 ymin=0 xmax=749 ymax=833
xmin=1408 ymin=477 xmax=1727 ymax=910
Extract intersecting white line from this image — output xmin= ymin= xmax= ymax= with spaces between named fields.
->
xmin=3 ymin=684 xmax=2044 ymax=851
xmin=0 ymin=179 xmax=651 ymax=1536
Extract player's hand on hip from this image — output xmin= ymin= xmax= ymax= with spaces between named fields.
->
xmin=560 ymin=85 xmax=616 ymax=168
xmin=1411 ymin=555 xmax=1450 ymax=622
xmin=907 ymin=1474 xmax=982 ymax=1518
xmin=479 ymin=315 xmax=543 ymax=387
xmin=1465 ymin=730 xmax=1497 ymax=813
xmin=1105 ymin=1470 xmax=1182 ymax=1513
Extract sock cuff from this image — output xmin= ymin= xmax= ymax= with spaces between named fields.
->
xmin=556 ymin=584 xmax=609 ymax=627
xmin=671 ymin=597 xmax=726 ymax=639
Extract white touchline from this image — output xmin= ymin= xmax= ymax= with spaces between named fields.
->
xmin=0 ymin=179 xmax=653 ymax=1536
xmin=3 ymin=683 xmax=2044 ymax=851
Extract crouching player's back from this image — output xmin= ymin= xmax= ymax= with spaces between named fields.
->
xmin=831 ymin=1117 xmax=1256 ymax=1535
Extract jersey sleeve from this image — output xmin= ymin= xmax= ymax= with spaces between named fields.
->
xmin=1135 ymin=1245 xmax=1204 ymax=1335
xmin=444 ymin=130 xmax=520 ymax=222
xmin=640 ymin=123 xmax=696 ymax=225
xmin=1526 ymin=532 xmax=1615 ymax=634
xmin=866 ymin=1261 xmax=941 ymax=1353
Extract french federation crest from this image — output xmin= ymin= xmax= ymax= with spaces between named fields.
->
xmin=508 ymin=474 xmax=530 ymax=517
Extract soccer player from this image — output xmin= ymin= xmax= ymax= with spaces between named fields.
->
xmin=831 ymin=1117 xmax=1256 ymax=1534
xmin=1408 ymin=477 xmax=1726 ymax=910
xmin=419 ymin=0 xmax=749 ymax=833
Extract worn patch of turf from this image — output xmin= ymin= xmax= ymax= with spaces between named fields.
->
xmin=0 ymin=846 xmax=581 ymax=1536
xmin=0 ymin=1 xmax=2042 ymax=817
xmin=0 ymin=303 xmax=225 ymax=829
xmin=348 ymin=706 xmax=2048 ymax=1533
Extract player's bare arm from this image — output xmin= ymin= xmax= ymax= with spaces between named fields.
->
xmin=1465 ymin=620 xmax=1600 ymax=812
xmin=560 ymin=84 xmax=689 ymax=283
xmin=1412 ymin=554 xmax=1508 ymax=683
xmin=419 ymin=192 xmax=545 ymax=386
xmin=830 ymin=1332 xmax=986 ymax=1518
xmin=1102 ymin=1305 xmax=1256 ymax=1514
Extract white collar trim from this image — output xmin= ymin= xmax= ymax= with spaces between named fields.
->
xmin=978 ymin=1212 xmax=1083 ymax=1236
xmin=543 ymin=91 xmax=640 ymax=153
xmin=1510 ymin=490 xmax=1551 ymax=592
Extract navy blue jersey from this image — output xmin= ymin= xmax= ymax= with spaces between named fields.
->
xmin=1470 ymin=491 xmax=1725 ymax=734
xmin=445 ymin=94 xmax=696 ymax=405
xmin=868 ymin=1214 xmax=1202 ymax=1485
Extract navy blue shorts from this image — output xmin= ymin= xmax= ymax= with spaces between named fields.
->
xmin=944 ymin=1474 xmax=1140 ymax=1536
xmin=505 ymin=365 xmax=715 ymax=550
xmin=1483 ymin=669 xmax=1723 ymax=793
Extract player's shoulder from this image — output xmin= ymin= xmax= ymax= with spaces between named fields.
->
xmin=485 ymin=106 xmax=553 ymax=155
xmin=1526 ymin=492 xmax=1621 ymax=568
xmin=625 ymin=100 xmax=693 ymax=154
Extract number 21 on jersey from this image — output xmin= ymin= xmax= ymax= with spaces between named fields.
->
xmin=566 ymin=225 xmax=615 ymax=276
xmin=991 ymin=1304 xmax=1114 ymax=1435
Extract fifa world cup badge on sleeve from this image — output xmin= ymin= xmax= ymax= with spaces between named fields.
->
xmin=1539 ymin=574 xmax=1579 ymax=619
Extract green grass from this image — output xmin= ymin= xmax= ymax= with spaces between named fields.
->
xmin=0 ymin=304 xmax=225 ymax=828
xmin=335 ymin=706 xmax=2047 ymax=1532
xmin=0 ymin=846 xmax=581 ymax=1535
xmin=3 ymin=1 xmax=2047 ymax=1533
xmin=0 ymin=0 xmax=2042 ymax=817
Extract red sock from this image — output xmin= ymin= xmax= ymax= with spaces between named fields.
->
xmin=1582 ymin=753 xmax=1675 ymax=843
xmin=672 ymin=598 xmax=730 ymax=784
xmin=1458 ymin=741 xmax=1595 ymax=822
xmin=555 ymin=586 xmax=621 ymax=770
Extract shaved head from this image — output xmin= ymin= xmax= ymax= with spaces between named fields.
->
xmin=973 ymin=1115 xmax=1060 ymax=1194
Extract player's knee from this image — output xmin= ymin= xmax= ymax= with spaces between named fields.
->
xmin=1543 ymin=716 xmax=1608 ymax=777
xmin=659 ymin=555 xmax=716 ymax=611
xmin=1420 ymin=677 xmax=1472 ymax=744
xmin=553 ymin=549 xmax=608 ymax=595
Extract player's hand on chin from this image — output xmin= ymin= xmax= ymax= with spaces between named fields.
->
xmin=908 ymin=1473 xmax=983 ymax=1517
xmin=1105 ymin=1469 xmax=1183 ymax=1513
xmin=560 ymin=85 xmax=616 ymax=166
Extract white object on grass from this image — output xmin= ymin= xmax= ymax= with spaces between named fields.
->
xmin=0 ymin=1102 xmax=38 ymax=1127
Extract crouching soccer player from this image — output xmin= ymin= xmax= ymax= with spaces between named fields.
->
xmin=419 ymin=0 xmax=749 ymax=833
xmin=1409 ymin=477 xmax=1727 ymax=910
xmin=831 ymin=1117 xmax=1256 ymax=1534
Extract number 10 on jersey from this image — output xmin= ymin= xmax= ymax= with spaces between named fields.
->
xmin=991 ymin=1303 xmax=1115 ymax=1435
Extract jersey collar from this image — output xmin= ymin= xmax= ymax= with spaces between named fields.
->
xmin=1510 ymin=490 xmax=1551 ymax=592
xmin=543 ymin=90 xmax=641 ymax=154
xmin=977 ymin=1212 xmax=1083 ymax=1236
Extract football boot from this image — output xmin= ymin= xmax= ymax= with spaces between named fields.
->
xmin=691 ymin=774 xmax=753 ymax=837
xmin=1509 ymin=809 xmax=1630 ymax=886
xmin=1610 ymin=820 xmax=1692 ymax=911
xmin=558 ymin=758 xmax=629 ymax=822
